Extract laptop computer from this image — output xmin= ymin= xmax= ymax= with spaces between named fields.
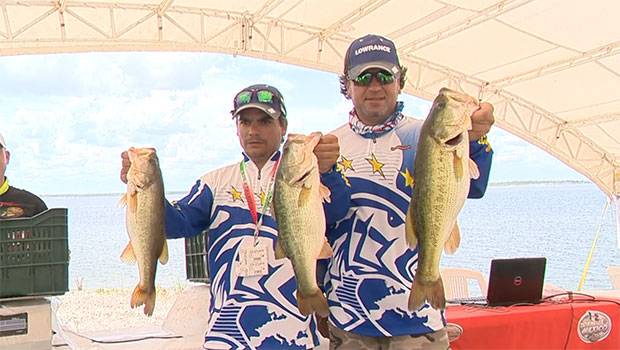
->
xmin=448 ymin=257 xmax=547 ymax=306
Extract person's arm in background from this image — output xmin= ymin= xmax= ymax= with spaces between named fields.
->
xmin=468 ymin=102 xmax=495 ymax=199
xmin=314 ymin=134 xmax=351 ymax=225
xmin=164 ymin=181 xmax=213 ymax=239
xmin=313 ymin=133 xmax=351 ymax=339
xmin=120 ymin=149 xmax=212 ymax=239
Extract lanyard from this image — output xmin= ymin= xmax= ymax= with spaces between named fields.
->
xmin=239 ymin=158 xmax=280 ymax=242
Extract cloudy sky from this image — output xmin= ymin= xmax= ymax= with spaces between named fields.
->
xmin=0 ymin=51 xmax=587 ymax=195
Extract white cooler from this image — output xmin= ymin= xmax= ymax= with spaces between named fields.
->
xmin=0 ymin=298 xmax=51 ymax=350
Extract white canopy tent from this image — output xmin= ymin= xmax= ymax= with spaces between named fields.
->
xmin=0 ymin=0 xmax=618 ymax=198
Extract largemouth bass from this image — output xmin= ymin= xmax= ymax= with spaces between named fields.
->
xmin=273 ymin=133 xmax=333 ymax=317
xmin=406 ymin=88 xmax=480 ymax=311
xmin=121 ymin=147 xmax=168 ymax=316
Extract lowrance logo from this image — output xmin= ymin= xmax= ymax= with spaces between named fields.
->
xmin=355 ymin=44 xmax=391 ymax=56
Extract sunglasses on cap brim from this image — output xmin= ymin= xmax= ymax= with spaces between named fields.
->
xmin=235 ymin=89 xmax=274 ymax=105
xmin=233 ymin=89 xmax=287 ymax=117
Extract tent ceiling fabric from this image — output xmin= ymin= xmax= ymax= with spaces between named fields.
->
xmin=1 ymin=0 xmax=619 ymax=197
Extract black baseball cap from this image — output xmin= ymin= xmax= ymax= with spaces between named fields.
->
xmin=346 ymin=34 xmax=401 ymax=79
xmin=231 ymin=84 xmax=287 ymax=119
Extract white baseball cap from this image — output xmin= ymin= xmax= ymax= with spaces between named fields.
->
xmin=0 ymin=133 xmax=6 ymax=149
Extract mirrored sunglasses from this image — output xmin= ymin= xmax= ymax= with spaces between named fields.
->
xmin=353 ymin=71 xmax=395 ymax=86
xmin=234 ymin=89 xmax=275 ymax=108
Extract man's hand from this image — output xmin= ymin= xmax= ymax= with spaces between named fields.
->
xmin=120 ymin=150 xmax=131 ymax=184
xmin=469 ymin=102 xmax=495 ymax=141
xmin=316 ymin=315 xmax=330 ymax=338
xmin=313 ymin=134 xmax=340 ymax=174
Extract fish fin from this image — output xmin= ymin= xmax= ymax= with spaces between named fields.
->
xmin=409 ymin=277 xmax=446 ymax=311
xmin=444 ymin=223 xmax=461 ymax=255
xmin=131 ymin=284 xmax=156 ymax=317
xmin=127 ymin=192 xmax=138 ymax=214
xmin=454 ymin=153 xmax=464 ymax=180
xmin=405 ymin=203 xmax=418 ymax=248
xmin=297 ymin=289 xmax=329 ymax=318
xmin=317 ymin=240 xmax=333 ymax=259
xmin=159 ymin=240 xmax=169 ymax=265
xmin=469 ymin=158 xmax=480 ymax=179
xmin=455 ymin=147 xmax=464 ymax=159
xmin=274 ymin=239 xmax=287 ymax=260
xmin=319 ymin=183 xmax=331 ymax=204
xmin=298 ymin=186 xmax=312 ymax=207
xmin=119 ymin=194 xmax=127 ymax=207
xmin=307 ymin=132 xmax=323 ymax=148
xmin=120 ymin=243 xmax=136 ymax=264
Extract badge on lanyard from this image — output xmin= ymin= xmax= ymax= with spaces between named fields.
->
xmin=236 ymin=158 xmax=279 ymax=278
xmin=238 ymin=240 xmax=269 ymax=277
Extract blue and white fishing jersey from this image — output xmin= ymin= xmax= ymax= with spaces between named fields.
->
xmin=325 ymin=116 xmax=493 ymax=337
xmin=165 ymin=152 xmax=350 ymax=350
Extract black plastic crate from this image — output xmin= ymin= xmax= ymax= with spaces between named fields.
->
xmin=184 ymin=230 xmax=209 ymax=283
xmin=0 ymin=208 xmax=69 ymax=298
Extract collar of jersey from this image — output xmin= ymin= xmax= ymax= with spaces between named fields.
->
xmin=241 ymin=150 xmax=281 ymax=164
xmin=0 ymin=178 xmax=9 ymax=195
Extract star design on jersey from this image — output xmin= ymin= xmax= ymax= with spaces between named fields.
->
xmin=336 ymin=163 xmax=351 ymax=187
xmin=400 ymin=168 xmax=415 ymax=188
xmin=228 ymin=186 xmax=243 ymax=202
xmin=338 ymin=156 xmax=355 ymax=173
xmin=366 ymin=153 xmax=385 ymax=178
xmin=258 ymin=190 xmax=267 ymax=207
xmin=478 ymin=135 xmax=492 ymax=152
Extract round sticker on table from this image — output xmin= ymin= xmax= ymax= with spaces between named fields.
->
xmin=446 ymin=323 xmax=463 ymax=342
xmin=578 ymin=310 xmax=612 ymax=343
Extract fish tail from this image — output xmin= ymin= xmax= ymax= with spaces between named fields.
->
xmin=130 ymin=284 xmax=156 ymax=316
xmin=409 ymin=277 xmax=446 ymax=311
xmin=297 ymin=289 xmax=329 ymax=318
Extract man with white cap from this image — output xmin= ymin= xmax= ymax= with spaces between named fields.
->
xmin=120 ymin=84 xmax=350 ymax=349
xmin=0 ymin=132 xmax=48 ymax=218
xmin=318 ymin=34 xmax=496 ymax=349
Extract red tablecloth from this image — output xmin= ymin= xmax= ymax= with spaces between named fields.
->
xmin=446 ymin=296 xmax=620 ymax=349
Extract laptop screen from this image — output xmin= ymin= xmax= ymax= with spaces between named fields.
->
xmin=486 ymin=257 xmax=547 ymax=306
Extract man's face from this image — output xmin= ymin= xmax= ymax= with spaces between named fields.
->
xmin=347 ymin=68 xmax=401 ymax=126
xmin=0 ymin=147 xmax=9 ymax=181
xmin=236 ymin=108 xmax=286 ymax=163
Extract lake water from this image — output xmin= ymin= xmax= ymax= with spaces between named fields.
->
xmin=41 ymin=182 xmax=619 ymax=291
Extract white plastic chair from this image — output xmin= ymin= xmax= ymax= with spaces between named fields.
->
xmin=441 ymin=268 xmax=488 ymax=299
xmin=608 ymin=266 xmax=620 ymax=289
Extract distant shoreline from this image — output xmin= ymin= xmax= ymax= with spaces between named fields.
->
xmin=40 ymin=181 xmax=591 ymax=197
xmin=42 ymin=191 xmax=189 ymax=198
xmin=489 ymin=180 xmax=589 ymax=187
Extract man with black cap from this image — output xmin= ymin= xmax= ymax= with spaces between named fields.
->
xmin=319 ymin=35 xmax=495 ymax=349
xmin=120 ymin=84 xmax=350 ymax=350
xmin=0 ymin=132 xmax=48 ymax=219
